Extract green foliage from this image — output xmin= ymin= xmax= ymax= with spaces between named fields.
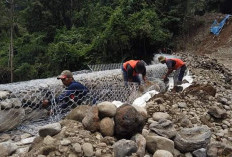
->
xmin=0 ymin=0 xmax=227 ymax=83
xmin=14 ymin=63 xmax=37 ymax=81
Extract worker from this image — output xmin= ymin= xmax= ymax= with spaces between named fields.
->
xmin=158 ymin=56 xmax=187 ymax=92
xmin=42 ymin=70 xmax=90 ymax=113
xmin=122 ymin=60 xmax=147 ymax=85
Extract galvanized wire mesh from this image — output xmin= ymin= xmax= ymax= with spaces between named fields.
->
xmin=0 ymin=63 xmax=168 ymax=135
xmin=88 ymin=63 xmax=122 ymax=71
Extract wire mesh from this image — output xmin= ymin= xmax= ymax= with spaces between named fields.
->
xmin=88 ymin=63 xmax=122 ymax=71
xmin=0 ymin=63 xmax=168 ymax=135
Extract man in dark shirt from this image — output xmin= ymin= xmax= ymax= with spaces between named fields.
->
xmin=158 ymin=56 xmax=187 ymax=92
xmin=43 ymin=70 xmax=90 ymax=113
xmin=122 ymin=60 xmax=147 ymax=85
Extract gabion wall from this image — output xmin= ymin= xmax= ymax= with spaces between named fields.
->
xmin=0 ymin=63 xmax=168 ymax=134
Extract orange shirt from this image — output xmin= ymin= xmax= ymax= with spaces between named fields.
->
xmin=166 ymin=58 xmax=185 ymax=70
xmin=123 ymin=60 xmax=139 ymax=76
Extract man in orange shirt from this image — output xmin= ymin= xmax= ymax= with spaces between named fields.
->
xmin=122 ymin=60 xmax=147 ymax=85
xmin=158 ymin=56 xmax=187 ymax=92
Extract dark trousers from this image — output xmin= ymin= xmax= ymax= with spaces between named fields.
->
xmin=121 ymin=66 xmax=141 ymax=85
xmin=174 ymin=65 xmax=187 ymax=86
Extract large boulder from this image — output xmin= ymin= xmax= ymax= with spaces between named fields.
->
xmin=38 ymin=122 xmax=61 ymax=137
xmin=0 ymin=141 xmax=18 ymax=156
xmin=131 ymin=134 xmax=146 ymax=157
xmin=174 ymin=125 xmax=212 ymax=152
xmin=149 ymin=119 xmax=177 ymax=139
xmin=0 ymin=108 xmax=25 ymax=132
xmin=97 ymin=101 xmax=117 ymax=118
xmin=146 ymin=135 xmax=174 ymax=154
xmin=66 ymin=105 xmax=91 ymax=122
xmin=113 ymin=139 xmax=137 ymax=157
xmin=82 ymin=106 xmax=100 ymax=132
xmin=114 ymin=104 xmax=146 ymax=139
xmin=99 ymin=117 xmax=114 ymax=136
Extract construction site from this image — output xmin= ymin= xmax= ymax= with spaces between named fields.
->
xmin=0 ymin=13 xmax=232 ymax=157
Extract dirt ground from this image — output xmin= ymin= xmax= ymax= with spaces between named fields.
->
xmin=186 ymin=13 xmax=232 ymax=71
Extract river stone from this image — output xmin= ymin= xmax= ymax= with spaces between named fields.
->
xmin=207 ymin=142 xmax=232 ymax=157
xmin=97 ymin=101 xmax=117 ymax=118
xmin=114 ymin=104 xmax=146 ymax=139
xmin=82 ymin=106 xmax=100 ymax=132
xmin=0 ymin=141 xmax=18 ymax=156
xmin=43 ymin=136 xmax=56 ymax=145
xmin=99 ymin=117 xmax=114 ymax=136
xmin=153 ymin=150 xmax=173 ymax=157
xmin=131 ymin=134 xmax=146 ymax=157
xmin=0 ymin=134 xmax=11 ymax=142
xmin=72 ymin=143 xmax=82 ymax=153
xmin=66 ymin=105 xmax=90 ymax=122
xmin=38 ymin=122 xmax=61 ymax=137
xmin=149 ymin=119 xmax=177 ymax=139
xmin=174 ymin=125 xmax=212 ymax=152
xmin=82 ymin=143 xmax=94 ymax=157
xmin=0 ymin=91 xmax=10 ymax=100
xmin=193 ymin=148 xmax=206 ymax=157
xmin=146 ymin=135 xmax=174 ymax=154
xmin=152 ymin=112 xmax=170 ymax=121
xmin=0 ymin=108 xmax=25 ymax=132
xmin=208 ymin=106 xmax=227 ymax=119
xmin=113 ymin=139 xmax=137 ymax=157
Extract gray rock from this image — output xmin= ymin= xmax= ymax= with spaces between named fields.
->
xmin=193 ymin=148 xmax=206 ymax=157
xmin=131 ymin=134 xmax=146 ymax=157
xmin=0 ymin=134 xmax=11 ymax=142
xmin=208 ymin=106 xmax=227 ymax=119
xmin=113 ymin=139 xmax=137 ymax=157
xmin=60 ymin=139 xmax=71 ymax=146
xmin=153 ymin=150 xmax=173 ymax=157
xmin=149 ymin=119 xmax=176 ymax=139
xmin=146 ymin=135 xmax=174 ymax=154
xmin=97 ymin=101 xmax=117 ymax=118
xmin=38 ymin=122 xmax=61 ymax=137
xmin=82 ymin=106 xmax=100 ymax=132
xmin=207 ymin=142 xmax=232 ymax=157
xmin=43 ymin=136 xmax=56 ymax=145
xmin=15 ymin=146 xmax=30 ymax=154
xmin=174 ymin=125 xmax=211 ymax=152
xmin=0 ymin=91 xmax=10 ymax=99
xmin=82 ymin=143 xmax=94 ymax=157
xmin=152 ymin=112 xmax=170 ymax=121
xmin=72 ymin=143 xmax=82 ymax=153
xmin=178 ymin=102 xmax=187 ymax=108
xmin=0 ymin=108 xmax=25 ymax=132
xmin=0 ymin=141 xmax=18 ymax=156
xmin=66 ymin=105 xmax=90 ymax=122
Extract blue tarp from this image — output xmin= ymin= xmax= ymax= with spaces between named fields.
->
xmin=210 ymin=14 xmax=231 ymax=35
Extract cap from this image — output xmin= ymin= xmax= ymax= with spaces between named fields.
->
xmin=158 ymin=56 xmax=166 ymax=62
xmin=57 ymin=70 xmax=73 ymax=79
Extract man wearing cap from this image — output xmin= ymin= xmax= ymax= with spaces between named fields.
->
xmin=43 ymin=70 xmax=89 ymax=112
xmin=122 ymin=60 xmax=147 ymax=85
xmin=158 ymin=56 xmax=187 ymax=92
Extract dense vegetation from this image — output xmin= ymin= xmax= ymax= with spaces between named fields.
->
xmin=0 ymin=0 xmax=231 ymax=83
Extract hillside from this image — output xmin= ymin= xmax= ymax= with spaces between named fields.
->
xmin=0 ymin=14 xmax=232 ymax=157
